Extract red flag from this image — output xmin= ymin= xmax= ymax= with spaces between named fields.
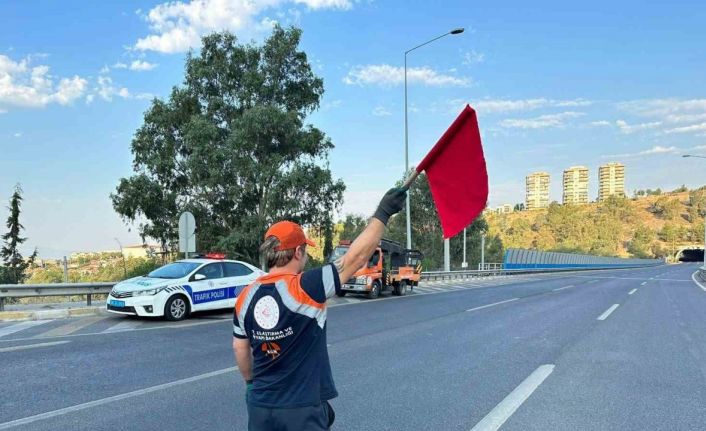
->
xmin=416 ymin=104 xmax=488 ymax=239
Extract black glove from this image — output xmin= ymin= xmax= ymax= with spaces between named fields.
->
xmin=373 ymin=187 xmax=408 ymax=225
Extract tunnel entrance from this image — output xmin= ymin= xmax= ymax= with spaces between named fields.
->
xmin=677 ymin=248 xmax=704 ymax=262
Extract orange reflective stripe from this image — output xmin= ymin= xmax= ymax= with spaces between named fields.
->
xmin=237 ymin=273 xmax=324 ymax=315
xmin=288 ymin=275 xmax=325 ymax=310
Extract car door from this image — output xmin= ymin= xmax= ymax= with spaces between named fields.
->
xmin=188 ymin=262 xmax=228 ymax=311
xmin=222 ymin=262 xmax=257 ymax=308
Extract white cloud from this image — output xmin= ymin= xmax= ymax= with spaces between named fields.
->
xmin=619 ymin=98 xmax=706 ymax=124
xmin=0 ymin=54 xmax=87 ymax=109
xmin=0 ymin=108 xmax=6 ymax=114
xmin=13 ymin=132 xmax=22 ymax=138
xmin=129 ymin=60 xmax=158 ymax=71
xmin=343 ymin=64 xmax=470 ymax=87
xmin=321 ymin=99 xmax=342 ymax=110
xmin=604 ymin=145 xmax=679 ymax=158
xmin=471 ymin=98 xmax=592 ymax=113
xmin=554 ymin=98 xmax=592 ymax=107
xmin=100 ymin=65 xmax=111 ymax=74
xmin=462 ymin=49 xmax=484 ymax=66
xmin=665 ymin=122 xmax=706 ymax=134
xmin=615 ymin=119 xmax=662 ymax=134
xmin=293 ymin=0 xmax=351 ymax=9
xmin=112 ymin=62 xmax=128 ymax=69
xmin=134 ymin=92 xmax=155 ymax=100
xmin=134 ymin=0 xmax=351 ymax=53
xmin=87 ymin=74 xmax=153 ymax=103
xmin=589 ymin=120 xmax=612 ymax=127
xmin=499 ymin=112 xmax=584 ymax=129
xmin=640 ymin=145 xmax=678 ymax=155
xmin=372 ymin=106 xmax=391 ymax=116
xmin=474 ymin=98 xmax=548 ymax=113
xmin=95 ymin=76 xmax=131 ymax=101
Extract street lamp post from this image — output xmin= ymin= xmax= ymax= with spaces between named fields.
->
xmin=114 ymin=238 xmax=127 ymax=278
xmin=404 ymin=28 xmax=464 ymax=251
xmin=682 ymin=155 xmax=706 ymax=268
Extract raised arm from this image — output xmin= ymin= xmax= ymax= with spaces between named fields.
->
xmin=334 ymin=188 xmax=407 ymax=282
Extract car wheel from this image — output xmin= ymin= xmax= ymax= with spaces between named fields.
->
xmin=164 ymin=295 xmax=190 ymax=321
xmin=335 ymin=290 xmax=347 ymax=297
xmin=367 ymin=281 xmax=381 ymax=299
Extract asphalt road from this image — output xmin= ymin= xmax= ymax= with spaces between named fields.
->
xmin=1 ymin=263 xmax=705 ymax=430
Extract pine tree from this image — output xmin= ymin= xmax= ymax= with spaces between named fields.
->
xmin=1 ymin=185 xmax=32 ymax=284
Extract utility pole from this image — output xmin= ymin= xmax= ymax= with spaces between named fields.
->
xmin=462 ymin=227 xmax=468 ymax=268
xmin=114 ymin=238 xmax=127 ymax=278
xmin=62 ymin=256 xmax=68 ymax=283
xmin=443 ymin=238 xmax=450 ymax=271
xmin=481 ymin=234 xmax=486 ymax=270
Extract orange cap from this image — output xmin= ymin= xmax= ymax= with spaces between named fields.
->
xmin=265 ymin=221 xmax=317 ymax=251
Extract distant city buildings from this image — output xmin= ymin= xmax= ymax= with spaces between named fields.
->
xmin=562 ymin=166 xmax=589 ymax=205
xmin=483 ymin=203 xmax=514 ymax=215
xmin=526 ymin=172 xmax=550 ymax=210
xmin=598 ymin=162 xmax=626 ymax=201
xmin=71 ymin=244 xmax=161 ymax=260
xmin=493 ymin=162 xmax=627 ymax=212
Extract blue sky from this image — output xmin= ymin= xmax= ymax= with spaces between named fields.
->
xmin=1 ymin=0 xmax=706 ymax=257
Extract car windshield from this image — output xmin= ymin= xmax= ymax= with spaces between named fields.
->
xmin=147 ymin=262 xmax=201 ymax=279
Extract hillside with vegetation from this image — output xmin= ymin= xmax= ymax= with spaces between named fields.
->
xmin=485 ymin=186 xmax=706 ymax=260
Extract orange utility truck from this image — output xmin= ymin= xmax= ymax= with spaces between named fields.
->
xmin=330 ymin=238 xmax=423 ymax=299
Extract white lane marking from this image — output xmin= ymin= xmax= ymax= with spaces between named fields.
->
xmin=573 ymin=276 xmax=691 ymax=282
xmin=0 ymin=366 xmax=238 ymax=430
xmin=640 ymin=281 xmax=647 ymax=286
xmin=0 ymin=341 xmax=70 ymax=353
xmin=38 ymin=316 xmax=109 ymax=338
xmin=648 ymin=278 xmax=691 ymax=282
xmin=470 ymin=364 xmax=555 ymax=431
xmin=426 ymin=286 xmax=449 ymax=292
xmin=466 ymin=298 xmax=518 ymax=312
xmin=0 ymin=318 xmax=227 ymax=344
xmin=552 ymin=285 xmax=574 ymax=292
xmin=0 ymin=320 xmax=53 ymax=339
xmin=101 ymin=319 xmax=147 ymax=333
xmin=691 ymin=271 xmax=706 ymax=293
xmin=628 ymin=289 xmax=637 ymax=295
xmin=587 ymin=280 xmax=599 ymax=284
xmin=597 ymin=304 xmax=620 ymax=321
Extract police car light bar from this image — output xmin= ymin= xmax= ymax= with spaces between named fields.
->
xmin=205 ymin=253 xmax=226 ymax=259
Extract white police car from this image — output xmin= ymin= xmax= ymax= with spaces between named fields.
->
xmin=106 ymin=255 xmax=264 ymax=321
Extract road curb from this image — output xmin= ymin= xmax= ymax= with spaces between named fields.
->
xmin=0 ymin=306 xmax=105 ymax=322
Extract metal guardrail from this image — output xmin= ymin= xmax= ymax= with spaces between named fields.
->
xmin=0 ymin=282 xmax=115 ymax=311
xmin=478 ymin=263 xmax=503 ymax=271
xmin=0 ymin=262 xmax=665 ymax=312
xmin=421 ymin=263 xmax=663 ymax=281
